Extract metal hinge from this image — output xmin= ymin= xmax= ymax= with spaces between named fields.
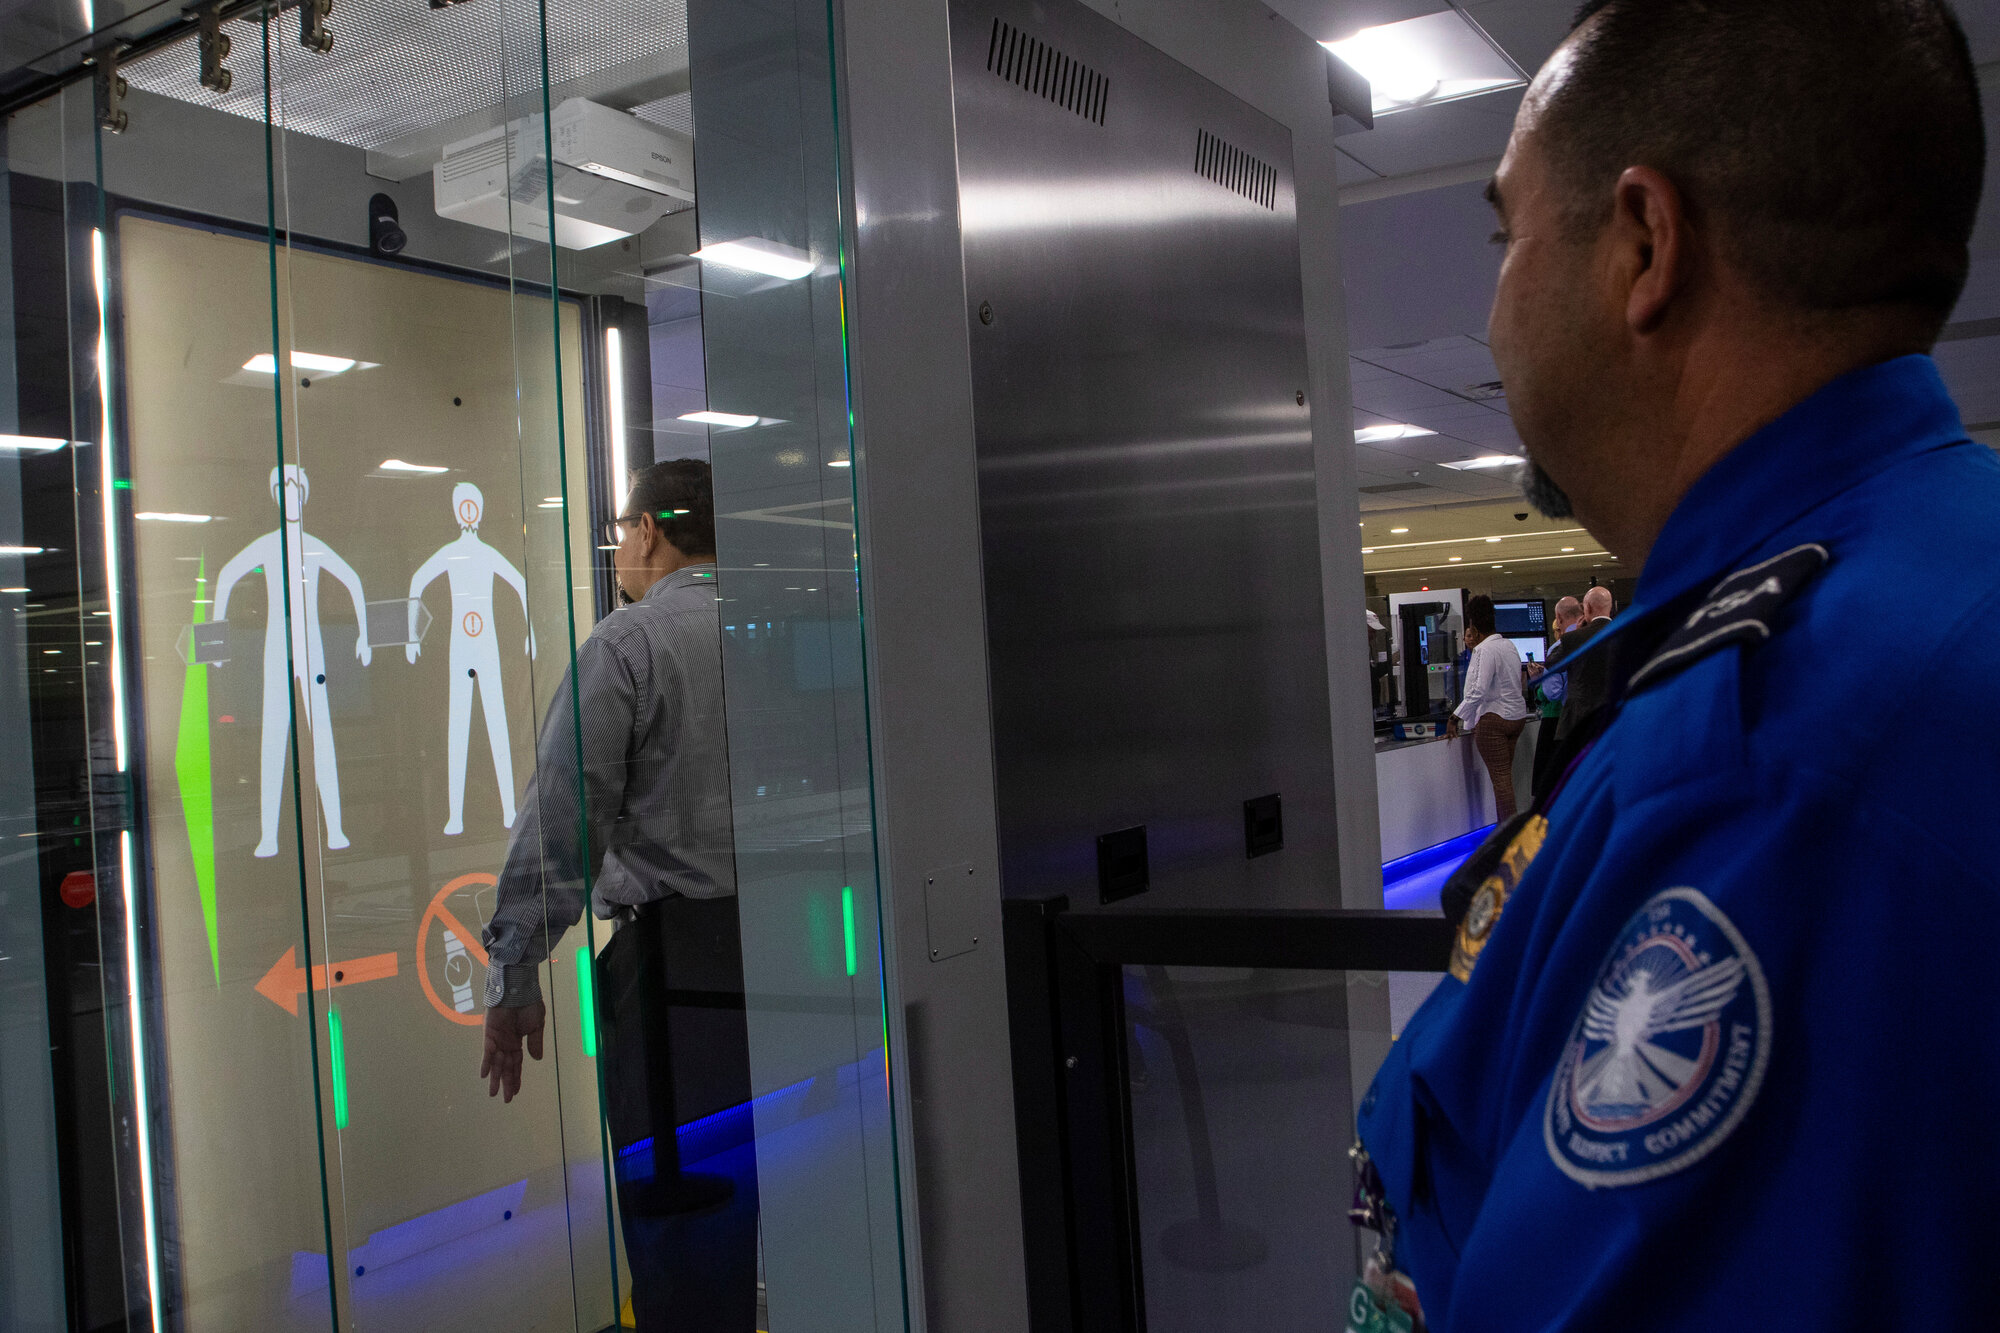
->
xmin=299 ymin=0 xmax=332 ymax=53
xmin=92 ymin=46 xmax=129 ymax=134
xmin=196 ymin=5 xmax=233 ymax=93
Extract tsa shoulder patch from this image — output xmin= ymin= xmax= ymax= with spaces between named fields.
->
xmin=1627 ymin=543 xmax=1829 ymax=695
xmin=1543 ymin=887 xmax=1772 ymax=1189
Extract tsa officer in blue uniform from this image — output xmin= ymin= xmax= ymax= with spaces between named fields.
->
xmin=1351 ymin=2 xmax=2000 ymax=1329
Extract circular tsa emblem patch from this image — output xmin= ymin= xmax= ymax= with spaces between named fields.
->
xmin=1544 ymin=887 xmax=1771 ymax=1189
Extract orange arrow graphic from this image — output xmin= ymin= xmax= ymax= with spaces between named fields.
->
xmin=256 ymin=946 xmax=401 ymax=1016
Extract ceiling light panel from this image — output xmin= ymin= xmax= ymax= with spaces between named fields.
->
xmin=1323 ymin=10 xmax=1524 ymax=117
xmin=1353 ymin=423 xmax=1437 ymax=445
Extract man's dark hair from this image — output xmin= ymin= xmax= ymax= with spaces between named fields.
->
xmin=1548 ymin=0 xmax=1983 ymax=331
xmin=627 ymin=458 xmax=716 ymax=557
xmin=1466 ymin=594 xmax=1497 ymax=636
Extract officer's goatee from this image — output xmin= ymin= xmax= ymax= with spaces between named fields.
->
xmin=1521 ymin=458 xmax=1574 ymax=520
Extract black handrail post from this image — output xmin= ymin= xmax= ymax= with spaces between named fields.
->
xmin=1003 ymin=894 xmax=1081 ymax=1332
xmin=1051 ymin=913 xmax=1149 ymax=1333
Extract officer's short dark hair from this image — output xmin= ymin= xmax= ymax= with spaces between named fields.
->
xmin=627 ymin=459 xmax=716 ymax=558
xmin=1548 ymin=0 xmax=1983 ymax=331
xmin=1466 ymin=595 xmax=1497 ymax=636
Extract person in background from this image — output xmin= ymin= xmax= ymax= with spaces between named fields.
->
xmin=1529 ymin=595 xmax=1586 ymax=794
xmin=479 ymin=460 xmax=757 ymax=1332
xmin=1552 ymin=584 xmax=1617 ymax=743
xmin=1447 ymin=594 xmax=1531 ymax=821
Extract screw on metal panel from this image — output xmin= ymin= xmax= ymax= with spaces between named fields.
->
xmin=978 ymin=301 xmax=994 ymax=325
xmin=197 ymin=6 xmax=233 ymax=93
xmin=1296 ymin=389 xmax=1306 ymax=406
xmin=1065 ymin=1056 xmax=1078 ymax=1069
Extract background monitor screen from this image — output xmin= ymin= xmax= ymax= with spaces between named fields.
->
xmin=1493 ymin=599 xmax=1546 ymax=637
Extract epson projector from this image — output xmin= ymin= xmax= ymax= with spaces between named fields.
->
xmin=434 ymin=98 xmax=695 ymax=250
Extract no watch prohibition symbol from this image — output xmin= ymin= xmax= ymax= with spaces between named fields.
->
xmin=418 ymin=871 xmax=495 ymax=1026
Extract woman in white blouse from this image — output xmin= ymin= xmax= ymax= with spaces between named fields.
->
xmin=1446 ymin=594 xmax=1532 ymax=821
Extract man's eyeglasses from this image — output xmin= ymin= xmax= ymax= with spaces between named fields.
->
xmin=600 ymin=508 xmax=693 ymax=547
xmin=600 ymin=514 xmax=648 ymax=547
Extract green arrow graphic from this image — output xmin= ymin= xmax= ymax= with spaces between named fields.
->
xmin=174 ymin=554 xmax=219 ymax=987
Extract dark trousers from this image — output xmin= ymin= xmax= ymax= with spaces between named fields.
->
xmin=1530 ymin=714 xmax=1563 ymax=800
xmin=597 ymin=894 xmax=759 ymax=1333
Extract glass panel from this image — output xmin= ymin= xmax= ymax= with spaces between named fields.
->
xmin=2 ymin=0 xmax=913 ymax=1324
xmin=1122 ymin=964 xmax=1434 ymax=1331
xmin=263 ymin=1 xmax=608 ymax=1326
xmin=0 ymin=78 xmax=152 ymax=1333
xmin=0 ymin=103 xmax=71 ymax=1333
xmin=91 ymin=18 xmax=342 ymax=1329
xmin=682 ymin=1 xmax=908 ymax=1327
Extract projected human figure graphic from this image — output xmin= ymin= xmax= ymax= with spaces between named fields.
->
xmin=407 ymin=482 xmax=536 ymax=835
xmin=212 ymin=464 xmax=372 ymax=857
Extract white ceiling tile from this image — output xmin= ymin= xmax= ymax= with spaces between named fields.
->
xmin=1351 ymin=376 xmax=1471 ymax=416
xmin=1431 ymin=413 xmax=1521 ymax=448
xmin=1352 ymin=332 xmax=1483 ymax=363
xmin=1459 ymin=0 xmax=1576 ymax=75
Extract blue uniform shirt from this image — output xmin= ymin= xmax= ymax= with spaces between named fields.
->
xmin=1357 ymin=355 xmax=2000 ymax=1329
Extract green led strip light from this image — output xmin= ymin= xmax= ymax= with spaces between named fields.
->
xmin=842 ymin=886 xmax=858 ymax=978
xmin=328 ymin=1009 xmax=350 ymax=1130
xmin=575 ymin=946 xmax=598 ymax=1057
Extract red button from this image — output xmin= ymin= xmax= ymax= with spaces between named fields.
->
xmin=59 ymin=871 xmax=95 ymax=909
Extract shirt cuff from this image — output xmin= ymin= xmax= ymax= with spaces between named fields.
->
xmin=483 ymin=961 xmax=544 ymax=1008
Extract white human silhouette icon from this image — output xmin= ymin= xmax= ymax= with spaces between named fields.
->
xmin=212 ymin=464 xmax=372 ymax=857
xmin=407 ymin=482 xmax=536 ymax=835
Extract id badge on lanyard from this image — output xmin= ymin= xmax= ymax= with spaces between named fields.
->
xmin=1347 ymin=1140 xmax=1425 ymax=1332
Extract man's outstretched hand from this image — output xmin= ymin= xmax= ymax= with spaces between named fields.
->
xmin=481 ymin=999 xmax=546 ymax=1102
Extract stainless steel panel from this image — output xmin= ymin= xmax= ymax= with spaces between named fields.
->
xmin=837 ymin=0 xmax=1035 ymax=1326
xmin=952 ymin=0 xmax=1337 ymax=909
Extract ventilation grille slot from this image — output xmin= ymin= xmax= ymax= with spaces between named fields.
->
xmin=987 ymin=18 xmax=1108 ymax=125
xmin=1196 ymin=129 xmax=1277 ymax=209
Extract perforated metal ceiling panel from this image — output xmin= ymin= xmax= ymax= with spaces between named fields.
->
xmin=122 ymin=0 xmax=687 ymax=151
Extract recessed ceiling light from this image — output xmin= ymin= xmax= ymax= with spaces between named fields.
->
xmin=379 ymin=459 xmax=448 ymax=474
xmin=1361 ymin=548 xmax=1374 ymax=554
xmin=1448 ymin=556 xmax=1462 ymax=562
xmin=827 ymin=459 xmax=851 ymax=468
xmin=1323 ymin=10 xmax=1525 ymax=116
xmin=0 ymin=435 xmax=66 ymax=453
xmin=1492 ymin=564 xmax=1503 ymax=569
xmin=679 ymin=410 xmax=760 ymax=429
xmin=1390 ymin=527 xmax=1409 ymax=534
xmin=0 ymin=587 xmax=26 ymax=593
xmin=0 ymin=545 xmax=44 ymax=556
xmin=135 ymin=512 xmax=213 ymax=523
xmin=1561 ymin=547 xmax=1575 ymax=552
xmin=1485 ymin=537 xmax=1502 ymax=543
xmin=1354 ymin=423 xmax=1438 ymax=445
xmin=692 ymin=238 xmax=815 ymax=281
xmin=244 ymin=351 xmax=360 ymax=376
xmin=1443 ymin=455 xmax=1523 ymax=471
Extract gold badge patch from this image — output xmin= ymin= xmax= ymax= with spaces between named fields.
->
xmin=1448 ymin=814 xmax=1548 ymax=982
